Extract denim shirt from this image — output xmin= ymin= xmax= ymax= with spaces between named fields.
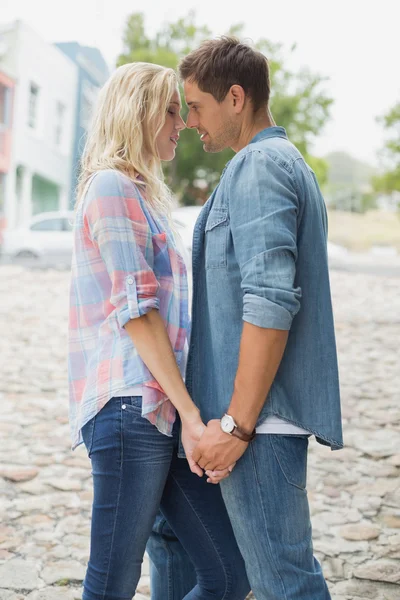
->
xmin=186 ymin=127 xmax=343 ymax=450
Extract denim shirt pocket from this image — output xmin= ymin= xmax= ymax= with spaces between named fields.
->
xmin=204 ymin=207 xmax=229 ymax=269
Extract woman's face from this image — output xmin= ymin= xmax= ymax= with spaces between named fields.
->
xmin=156 ymin=89 xmax=185 ymax=161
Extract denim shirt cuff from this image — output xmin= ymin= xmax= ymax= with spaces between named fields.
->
xmin=243 ymin=293 xmax=293 ymax=330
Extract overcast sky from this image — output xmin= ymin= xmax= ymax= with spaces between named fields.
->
xmin=2 ymin=0 xmax=399 ymax=166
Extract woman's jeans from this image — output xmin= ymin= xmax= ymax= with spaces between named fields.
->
xmin=81 ymin=396 xmax=250 ymax=600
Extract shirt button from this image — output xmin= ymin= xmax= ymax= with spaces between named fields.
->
xmin=122 ymin=404 xmax=126 ymax=410
xmin=127 ymin=277 xmax=134 ymax=285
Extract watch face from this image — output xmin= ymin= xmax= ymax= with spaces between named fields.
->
xmin=221 ymin=414 xmax=235 ymax=434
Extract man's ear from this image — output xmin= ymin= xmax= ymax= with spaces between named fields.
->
xmin=230 ymin=85 xmax=246 ymax=113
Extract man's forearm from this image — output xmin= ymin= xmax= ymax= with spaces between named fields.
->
xmin=228 ymin=322 xmax=289 ymax=433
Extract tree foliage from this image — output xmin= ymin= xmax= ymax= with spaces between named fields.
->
xmin=373 ymin=102 xmax=400 ymax=193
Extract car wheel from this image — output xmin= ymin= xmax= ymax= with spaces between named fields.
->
xmin=15 ymin=250 xmax=39 ymax=259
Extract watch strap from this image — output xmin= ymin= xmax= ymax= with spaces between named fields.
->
xmin=231 ymin=425 xmax=256 ymax=443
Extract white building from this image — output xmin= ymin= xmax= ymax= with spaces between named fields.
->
xmin=0 ymin=21 xmax=77 ymax=229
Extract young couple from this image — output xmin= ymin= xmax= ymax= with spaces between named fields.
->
xmin=68 ymin=37 xmax=342 ymax=600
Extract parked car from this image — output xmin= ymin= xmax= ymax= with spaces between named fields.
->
xmin=171 ymin=205 xmax=203 ymax=257
xmin=1 ymin=211 xmax=74 ymax=260
xmin=0 ymin=204 xmax=347 ymax=267
xmin=0 ymin=206 xmax=203 ymax=263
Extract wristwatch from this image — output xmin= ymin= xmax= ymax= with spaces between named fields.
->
xmin=220 ymin=413 xmax=256 ymax=443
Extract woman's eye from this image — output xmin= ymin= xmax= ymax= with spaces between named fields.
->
xmin=168 ymin=110 xmax=176 ymax=115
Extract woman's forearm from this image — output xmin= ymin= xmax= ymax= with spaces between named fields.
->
xmin=124 ymin=309 xmax=200 ymax=424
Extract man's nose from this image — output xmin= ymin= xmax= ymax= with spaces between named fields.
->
xmin=186 ymin=113 xmax=198 ymax=129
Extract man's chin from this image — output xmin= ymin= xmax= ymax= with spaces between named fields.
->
xmin=203 ymin=142 xmax=220 ymax=153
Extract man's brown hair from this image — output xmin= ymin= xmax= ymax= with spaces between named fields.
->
xmin=179 ymin=37 xmax=270 ymax=112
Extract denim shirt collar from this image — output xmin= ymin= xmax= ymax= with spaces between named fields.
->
xmin=220 ymin=128 xmax=287 ymax=180
xmin=249 ymin=126 xmax=288 ymax=145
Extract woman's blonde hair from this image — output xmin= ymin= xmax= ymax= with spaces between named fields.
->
xmin=76 ymin=62 xmax=178 ymax=215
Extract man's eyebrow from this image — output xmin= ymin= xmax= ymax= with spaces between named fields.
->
xmin=186 ymin=101 xmax=199 ymax=106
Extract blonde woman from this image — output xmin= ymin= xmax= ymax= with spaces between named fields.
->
xmin=68 ymin=63 xmax=249 ymax=600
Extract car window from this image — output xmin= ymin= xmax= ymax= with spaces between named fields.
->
xmin=172 ymin=219 xmax=186 ymax=229
xmin=63 ymin=218 xmax=74 ymax=232
xmin=30 ymin=218 xmax=64 ymax=232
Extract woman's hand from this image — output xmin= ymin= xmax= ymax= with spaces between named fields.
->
xmin=205 ymin=464 xmax=236 ymax=484
xmin=180 ymin=417 xmax=206 ymax=477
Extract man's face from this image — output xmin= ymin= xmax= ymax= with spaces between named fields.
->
xmin=184 ymin=80 xmax=240 ymax=153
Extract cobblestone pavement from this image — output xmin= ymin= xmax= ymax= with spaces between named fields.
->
xmin=0 ymin=265 xmax=399 ymax=600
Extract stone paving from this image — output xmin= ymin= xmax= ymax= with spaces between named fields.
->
xmin=0 ymin=264 xmax=399 ymax=600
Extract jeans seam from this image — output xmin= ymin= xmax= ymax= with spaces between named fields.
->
xmin=249 ymin=441 xmax=288 ymax=600
xmin=100 ymin=398 xmax=124 ymax=600
xmin=159 ymin=525 xmax=174 ymax=600
xmin=169 ymin=471 xmax=231 ymax=599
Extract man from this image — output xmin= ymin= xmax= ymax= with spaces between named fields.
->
xmin=179 ymin=37 xmax=342 ymax=600
xmin=147 ymin=36 xmax=342 ymax=599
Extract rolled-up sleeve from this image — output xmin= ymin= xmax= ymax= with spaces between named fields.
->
xmin=84 ymin=171 xmax=160 ymax=328
xmin=228 ymin=150 xmax=302 ymax=330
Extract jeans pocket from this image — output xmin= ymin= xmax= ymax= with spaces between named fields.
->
xmin=81 ymin=417 xmax=96 ymax=457
xmin=270 ymin=435 xmax=308 ymax=491
xmin=121 ymin=395 xmax=143 ymax=411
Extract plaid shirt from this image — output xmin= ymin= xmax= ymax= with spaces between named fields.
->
xmin=68 ymin=169 xmax=189 ymax=449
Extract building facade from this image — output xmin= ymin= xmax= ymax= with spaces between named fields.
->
xmin=0 ymin=22 xmax=77 ymax=230
xmin=56 ymin=42 xmax=109 ymax=207
xmin=0 ymin=66 xmax=14 ymax=233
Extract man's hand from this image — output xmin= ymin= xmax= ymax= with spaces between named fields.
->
xmin=192 ymin=419 xmax=249 ymax=472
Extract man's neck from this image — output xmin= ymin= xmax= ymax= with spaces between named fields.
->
xmin=232 ymin=108 xmax=276 ymax=153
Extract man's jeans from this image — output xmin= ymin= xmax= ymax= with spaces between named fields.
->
xmin=81 ymin=396 xmax=250 ymax=600
xmin=149 ymin=434 xmax=331 ymax=600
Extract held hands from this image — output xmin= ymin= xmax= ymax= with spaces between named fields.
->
xmin=192 ymin=419 xmax=248 ymax=482
xmin=204 ymin=463 xmax=236 ymax=485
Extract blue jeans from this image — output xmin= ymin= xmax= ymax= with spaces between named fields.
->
xmin=150 ymin=435 xmax=331 ymax=600
xmin=81 ymin=396 xmax=250 ymax=600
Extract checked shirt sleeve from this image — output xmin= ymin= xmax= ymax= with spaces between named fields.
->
xmin=84 ymin=171 xmax=160 ymax=328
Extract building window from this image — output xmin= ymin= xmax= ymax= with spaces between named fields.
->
xmin=0 ymin=83 xmax=9 ymax=126
xmin=31 ymin=174 xmax=59 ymax=215
xmin=0 ymin=83 xmax=10 ymax=154
xmin=55 ymin=101 xmax=65 ymax=147
xmin=28 ymin=82 xmax=39 ymax=129
xmin=80 ymin=80 xmax=98 ymax=130
xmin=0 ymin=173 xmax=5 ymax=215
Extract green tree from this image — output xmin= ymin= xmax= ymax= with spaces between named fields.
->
xmin=118 ymin=12 xmax=332 ymax=201
xmin=373 ymin=101 xmax=400 ymax=193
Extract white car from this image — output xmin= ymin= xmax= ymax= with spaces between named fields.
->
xmin=1 ymin=211 xmax=74 ymax=260
xmin=1 ymin=204 xmax=346 ymax=266
xmin=0 ymin=206 xmax=203 ymax=262
xmin=172 ymin=205 xmax=203 ymax=257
